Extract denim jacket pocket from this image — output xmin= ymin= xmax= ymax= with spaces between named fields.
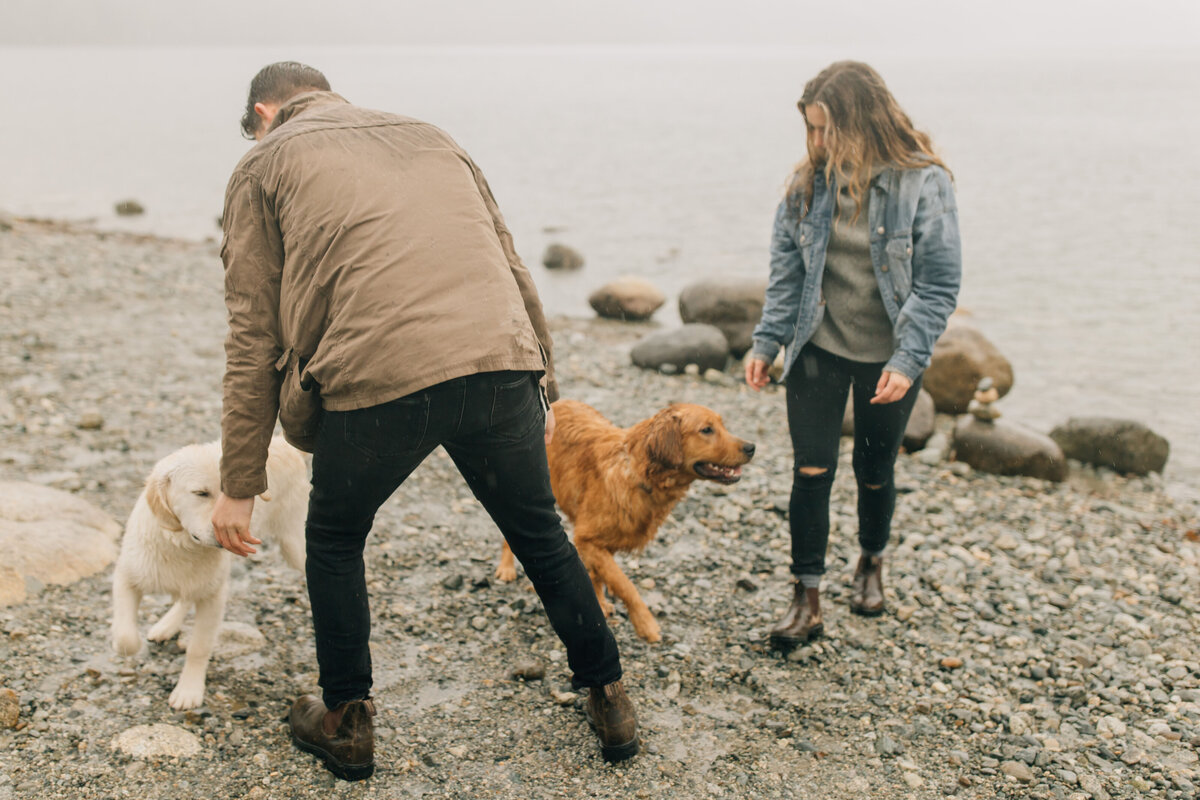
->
xmin=884 ymin=234 xmax=914 ymax=302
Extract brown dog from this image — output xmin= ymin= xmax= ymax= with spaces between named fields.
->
xmin=496 ymin=399 xmax=754 ymax=642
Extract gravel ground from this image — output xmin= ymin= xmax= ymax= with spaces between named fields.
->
xmin=1 ymin=220 xmax=1199 ymax=800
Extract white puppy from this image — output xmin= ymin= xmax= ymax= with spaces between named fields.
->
xmin=111 ymin=436 xmax=309 ymax=710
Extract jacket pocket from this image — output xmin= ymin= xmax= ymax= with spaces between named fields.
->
xmin=884 ymin=235 xmax=914 ymax=302
xmin=276 ymin=349 xmax=323 ymax=454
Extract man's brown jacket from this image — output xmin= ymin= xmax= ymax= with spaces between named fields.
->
xmin=219 ymin=91 xmax=556 ymax=497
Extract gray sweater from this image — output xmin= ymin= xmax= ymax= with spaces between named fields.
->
xmin=808 ymin=187 xmax=895 ymax=363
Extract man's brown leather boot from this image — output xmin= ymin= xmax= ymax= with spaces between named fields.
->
xmin=768 ymin=583 xmax=823 ymax=649
xmin=585 ymin=681 xmax=639 ymax=762
xmin=850 ymin=555 xmax=885 ymax=616
xmin=290 ymin=695 xmax=376 ymax=781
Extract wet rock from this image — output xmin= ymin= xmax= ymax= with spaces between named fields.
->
xmin=0 ymin=688 xmax=18 ymax=728
xmin=111 ymin=724 xmax=201 ymax=758
xmin=114 ymin=199 xmax=145 ymax=216
xmin=999 ymin=760 xmax=1034 ymax=782
xmin=510 ymin=663 xmax=545 ymax=682
xmin=0 ymin=481 xmax=121 ymax=606
xmin=542 ymin=243 xmax=584 ymax=270
xmin=1049 ymin=417 xmax=1170 ymax=475
xmin=630 ymin=324 xmax=729 ymax=373
xmin=588 ymin=277 xmax=665 ymax=321
xmin=677 ymin=279 xmax=767 ymax=357
xmin=76 ymin=411 xmax=105 ymax=430
xmin=952 ymin=417 xmax=1068 ymax=482
xmin=923 ymin=318 xmax=1014 ymax=413
xmin=213 ymin=621 xmax=266 ymax=658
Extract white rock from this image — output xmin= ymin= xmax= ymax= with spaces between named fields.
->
xmin=112 ymin=724 xmax=201 ymax=758
xmin=1097 ymin=715 xmax=1127 ymax=738
xmin=214 ymin=621 xmax=267 ymax=658
xmin=0 ymin=481 xmax=120 ymax=606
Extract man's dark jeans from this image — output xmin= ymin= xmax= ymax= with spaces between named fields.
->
xmin=784 ymin=345 xmax=922 ymax=578
xmin=305 ymin=370 xmax=622 ymax=708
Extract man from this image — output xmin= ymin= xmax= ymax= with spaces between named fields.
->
xmin=210 ymin=62 xmax=638 ymax=781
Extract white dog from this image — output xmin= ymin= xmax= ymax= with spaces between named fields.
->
xmin=111 ymin=436 xmax=309 ymax=709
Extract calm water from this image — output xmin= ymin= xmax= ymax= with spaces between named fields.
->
xmin=2 ymin=45 xmax=1198 ymax=489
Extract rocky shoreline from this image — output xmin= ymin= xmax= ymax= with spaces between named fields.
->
xmin=1 ymin=220 xmax=1199 ymax=799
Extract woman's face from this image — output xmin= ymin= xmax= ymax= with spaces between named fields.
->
xmin=803 ymin=103 xmax=828 ymax=162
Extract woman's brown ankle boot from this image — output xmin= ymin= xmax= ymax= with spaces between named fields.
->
xmin=768 ymin=583 xmax=823 ymax=649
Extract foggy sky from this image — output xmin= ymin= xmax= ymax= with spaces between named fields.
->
xmin=5 ymin=0 xmax=1199 ymax=50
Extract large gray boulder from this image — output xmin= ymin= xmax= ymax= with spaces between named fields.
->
xmin=542 ymin=243 xmax=584 ymax=271
xmin=588 ymin=277 xmax=665 ymax=321
xmin=840 ymin=388 xmax=937 ymax=452
xmin=678 ymin=279 xmax=767 ymax=357
xmin=924 ymin=318 xmax=1014 ymax=414
xmin=0 ymin=482 xmax=121 ymax=607
xmin=631 ymin=324 xmax=730 ymax=373
xmin=1049 ymin=417 xmax=1169 ymax=475
xmin=952 ymin=418 xmax=1067 ymax=482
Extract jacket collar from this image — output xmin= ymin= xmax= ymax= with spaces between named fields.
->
xmin=268 ymin=91 xmax=350 ymax=134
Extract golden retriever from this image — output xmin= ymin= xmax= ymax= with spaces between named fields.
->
xmin=496 ymin=400 xmax=754 ymax=642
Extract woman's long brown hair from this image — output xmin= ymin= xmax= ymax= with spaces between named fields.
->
xmin=787 ymin=61 xmax=951 ymax=221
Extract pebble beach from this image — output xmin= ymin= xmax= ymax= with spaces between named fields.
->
xmin=1 ymin=219 xmax=1199 ymax=799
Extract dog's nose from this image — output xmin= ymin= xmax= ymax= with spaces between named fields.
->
xmin=742 ymin=441 xmax=756 ymax=458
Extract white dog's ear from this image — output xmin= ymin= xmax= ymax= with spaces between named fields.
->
xmin=145 ymin=473 xmax=183 ymax=532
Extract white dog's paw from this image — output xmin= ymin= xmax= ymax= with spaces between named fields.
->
xmin=112 ymin=629 xmax=143 ymax=657
xmin=147 ymin=619 xmax=181 ymax=643
xmin=168 ymin=679 xmax=206 ymax=710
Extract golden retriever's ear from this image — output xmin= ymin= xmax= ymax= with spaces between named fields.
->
xmin=646 ymin=411 xmax=684 ymax=468
xmin=144 ymin=473 xmax=183 ymax=532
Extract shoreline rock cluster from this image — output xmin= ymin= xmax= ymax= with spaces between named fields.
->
xmin=554 ymin=243 xmax=1171 ymax=485
xmin=1 ymin=221 xmax=1198 ymax=799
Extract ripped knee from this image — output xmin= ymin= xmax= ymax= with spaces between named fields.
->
xmin=797 ymin=466 xmax=828 ymax=476
xmin=863 ymin=483 xmax=883 ymax=490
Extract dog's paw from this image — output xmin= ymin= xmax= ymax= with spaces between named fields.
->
xmin=112 ymin=630 xmax=143 ymax=656
xmin=631 ymin=614 xmax=662 ymax=644
xmin=600 ymin=600 xmax=616 ymax=617
xmin=495 ymin=564 xmax=518 ymax=583
xmin=168 ymin=680 xmax=206 ymax=710
xmin=147 ymin=620 xmax=181 ymax=643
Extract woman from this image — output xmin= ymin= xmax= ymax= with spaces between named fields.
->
xmin=745 ymin=61 xmax=961 ymax=648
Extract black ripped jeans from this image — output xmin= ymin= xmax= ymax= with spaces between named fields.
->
xmin=785 ymin=345 xmax=922 ymax=580
xmin=305 ymin=370 xmax=622 ymax=708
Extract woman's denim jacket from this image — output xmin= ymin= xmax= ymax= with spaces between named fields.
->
xmin=751 ymin=164 xmax=961 ymax=382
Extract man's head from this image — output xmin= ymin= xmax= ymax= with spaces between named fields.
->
xmin=240 ymin=62 xmax=331 ymax=141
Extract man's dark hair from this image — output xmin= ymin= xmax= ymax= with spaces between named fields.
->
xmin=240 ymin=62 xmax=331 ymax=140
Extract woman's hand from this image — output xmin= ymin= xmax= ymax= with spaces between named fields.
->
xmin=871 ymin=370 xmax=912 ymax=404
xmin=745 ymin=357 xmax=771 ymax=391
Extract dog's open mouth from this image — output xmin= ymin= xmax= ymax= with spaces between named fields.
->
xmin=693 ymin=462 xmax=743 ymax=484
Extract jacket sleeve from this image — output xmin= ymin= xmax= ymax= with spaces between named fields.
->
xmin=750 ymin=198 xmax=805 ymax=363
xmin=885 ymin=167 xmax=962 ymax=381
xmin=218 ymin=170 xmax=285 ymax=498
xmin=468 ymin=160 xmax=559 ymax=402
